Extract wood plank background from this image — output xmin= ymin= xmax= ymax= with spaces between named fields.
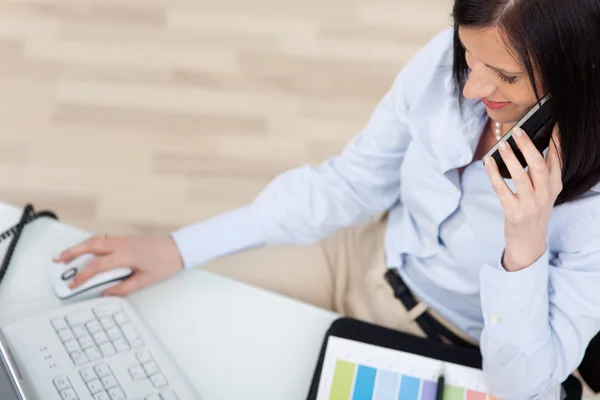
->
xmin=0 ymin=0 xmax=452 ymax=236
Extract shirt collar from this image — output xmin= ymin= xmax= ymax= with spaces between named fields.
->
xmin=435 ymin=80 xmax=488 ymax=174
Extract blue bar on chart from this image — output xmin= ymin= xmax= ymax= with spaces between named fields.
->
xmin=373 ymin=370 xmax=401 ymax=400
xmin=398 ymin=375 xmax=421 ymax=400
xmin=351 ymin=365 xmax=377 ymax=400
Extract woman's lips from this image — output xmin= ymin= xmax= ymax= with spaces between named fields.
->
xmin=482 ymin=98 xmax=511 ymax=110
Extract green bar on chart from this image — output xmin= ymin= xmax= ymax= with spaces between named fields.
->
xmin=444 ymin=385 xmax=465 ymax=400
xmin=329 ymin=360 xmax=356 ymax=400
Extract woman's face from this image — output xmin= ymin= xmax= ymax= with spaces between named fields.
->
xmin=459 ymin=26 xmax=540 ymax=124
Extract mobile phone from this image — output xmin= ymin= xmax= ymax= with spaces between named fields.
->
xmin=483 ymin=93 xmax=554 ymax=179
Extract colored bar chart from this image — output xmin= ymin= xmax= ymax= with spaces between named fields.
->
xmin=328 ymin=360 xmax=495 ymax=400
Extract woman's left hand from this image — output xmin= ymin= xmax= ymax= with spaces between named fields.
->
xmin=484 ymin=125 xmax=563 ymax=272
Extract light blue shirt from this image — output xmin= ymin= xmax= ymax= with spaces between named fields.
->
xmin=171 ymin=28 xmax=600 ymax=399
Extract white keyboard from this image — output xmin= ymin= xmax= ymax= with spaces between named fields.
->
xmin=0 ymin=297 xmax=198 ymax=400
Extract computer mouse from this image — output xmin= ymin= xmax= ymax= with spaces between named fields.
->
xmin=51 ymin=253 xmax=133 ymax=301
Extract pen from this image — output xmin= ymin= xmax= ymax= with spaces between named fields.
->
xmin=436 ymin=364 xmax=445 ymax=400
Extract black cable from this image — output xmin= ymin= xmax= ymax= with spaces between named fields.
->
xmin=0 ymin=204 xmax=58 ymax=285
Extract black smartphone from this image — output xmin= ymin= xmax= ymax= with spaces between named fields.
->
xmin=483 ymin=93 xmax=554 ymax=179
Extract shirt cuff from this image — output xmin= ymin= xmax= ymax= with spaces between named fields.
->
xmin=479 ymin=249 xmax=550 ymax=348
xmin=170 ymin=205 xmax=266 ymax=269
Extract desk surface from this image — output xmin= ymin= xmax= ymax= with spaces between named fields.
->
xmin=0 ymin=202 xmax=339 ymax=399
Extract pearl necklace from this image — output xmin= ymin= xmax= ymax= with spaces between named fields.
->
xmin=493 ymin=121 xmax=503 ymax=141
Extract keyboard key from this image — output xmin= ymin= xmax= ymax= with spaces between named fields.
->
xmin=79 ymin=335 xmax=95 ymax=349
xmin=150 ymin=372 xmax=168 ymax=389
xmin=143 ymin=361 xmax=160 ymax=376
xmin=145 ymin=395 xmax=161 ymax=400
xmin=67 ymin=311 xmax=95 ymax=326
xmin=94 ymin=393 xmax=110 ymax=400
xmin=113 ymin=338 xmax=130 ymax=352
xmin=94 ymin=364 xmax=112 ymax=378
xmin=128 ymin=337 xmax=144 ymax=348
xmin=64 ymin=340 xmax=81 ymax=353
xmin=129 ymin=366 xmax=146 ymax=380
xmin=101 ymin=375 xmax=118 ymax=389
xmin=100 ymin=317 xmax=115 ymax=329
xmin=121 ymin=324 xmax=141 ymax=341
xmin=99 ymin=342 xmax=116 ymax=357
xmin=93 ymin=331 xmax=110 ymax=345
xmin=113 ymin=312 xmax=129 ymax=325
xmin=119 ymin=323 xmax=138 ymax=340
xmin=60 ymin=388 xmax=79 ymax=400
xmin=108 ymin=387 xmax=126 ymax=400
xmin=59 ymin=329 xmax=75 ymax=342
xmin=80 ymin=368 xmax=96 ymax=382
xmin=135 ymin=350 xmax=153 ymax=364
xmin=160 ymin=391 xmax=178 ymax=400
xmin=85 ymin=347 xmax=103 ymax=362
xmin=87 ymin=379 xmax=104 ymax=394
xmin=94 ymin=303 xmax=121 ymax=318
xmin=52 ymin=318 xmax=68 ymax=331
xmin=106 ymin=327 xmax=122 ymax=341
xmin=53 ymin=376 xmax=70 ymax=391
xmin=86 ymin=320 xmax=102 ymax=333
xmin=72 ymin=325 xmax=87 ymax=338
xmin=71 ymin=351 xmax=88 ymax=366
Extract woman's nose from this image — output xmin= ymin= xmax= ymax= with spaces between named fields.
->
xmin=462 ymin=66 xmax=497 ymax=100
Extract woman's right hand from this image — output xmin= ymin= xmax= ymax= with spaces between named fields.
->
xmin=53 ymin=235 xmax=185 ymax=297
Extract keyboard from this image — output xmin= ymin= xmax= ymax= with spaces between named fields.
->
xmin=0 ymin=296 xmax=198 ymax=400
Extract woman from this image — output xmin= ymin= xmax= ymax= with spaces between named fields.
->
xmin=55 ymin=0 xmax=600 ymax=398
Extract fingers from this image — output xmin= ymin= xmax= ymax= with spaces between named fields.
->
xmin=54 ymin=235 xmax=112 ymax=263
xmin=101 ymin=276 xmax=142 ymax=297
xmin=512 ymin=127 xmax=548 ymax=192
xmin=497 ymin=137 xmax=534 ymax=199
xmin=69 ymin=254 xmax=122 ymax=289
xmin=484 ymin=156 xmax=519 ymax=211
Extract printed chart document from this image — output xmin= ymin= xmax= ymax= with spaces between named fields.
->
xmin=315 ymin=336 xmax=560 ymax=400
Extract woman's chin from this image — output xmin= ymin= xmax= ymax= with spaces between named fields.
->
xmin=486 ymin=107 xmax=522 ymax=125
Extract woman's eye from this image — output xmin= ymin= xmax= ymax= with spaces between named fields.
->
xmin=495 ymin=70 xmax=518 ymax=84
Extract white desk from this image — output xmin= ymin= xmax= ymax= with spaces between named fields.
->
xmin=0 ymin=202 xmax=339 ymax=399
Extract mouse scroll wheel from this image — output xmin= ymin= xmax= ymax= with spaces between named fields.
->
xmin=61 ymin=267 xmax=78 ymax=281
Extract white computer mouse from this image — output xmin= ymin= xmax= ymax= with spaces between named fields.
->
xmin=51 ymin=253 xmax=133 ymax=301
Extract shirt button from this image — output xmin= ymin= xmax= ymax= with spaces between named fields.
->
xmin=490 ymin=315 xmax=500 ymax=324
xmin=426 ymin=243 xmax=433 ymax=250
xmin=430 ymin=224 xmax=436 ymax=232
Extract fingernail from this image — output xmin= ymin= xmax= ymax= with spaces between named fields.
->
xmin=484 ymin=156 xmax=492 ymax=167
xmin=513 ymin=127 xmax=524 ymax=138
xmin=499 ymin=141 xmax=507 ymax=150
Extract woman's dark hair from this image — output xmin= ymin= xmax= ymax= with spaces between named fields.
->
xmin=452 ymin=0 xmax=600 ymax=206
